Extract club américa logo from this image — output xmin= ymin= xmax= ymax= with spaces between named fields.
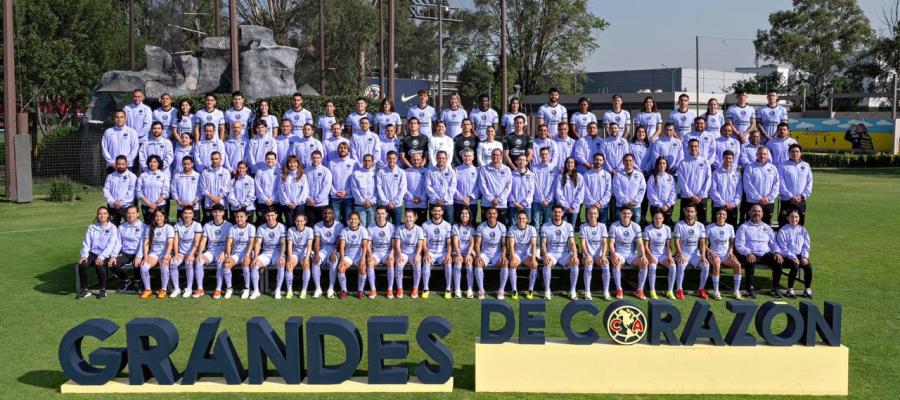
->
xmin=605 ymin=301 xmax=647 ymax=345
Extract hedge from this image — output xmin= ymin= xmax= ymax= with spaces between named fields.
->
xmin=170 ymin=94 xmax=379 ymax=122
xmin=803 ymin=152 xmax=900 ymax=168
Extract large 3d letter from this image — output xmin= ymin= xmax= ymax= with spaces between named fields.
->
xmin=306 ymin=317 xmax=362 ymax=384
xmin=247 ymin=317 xmax=303 ymax=384
xmin=181 ymin=317 xmax=246 ymax=385
xmin=125 ymin=318 xmax=180 ymax=385
xmin=58 ymin=319 xmax=126 ymax=385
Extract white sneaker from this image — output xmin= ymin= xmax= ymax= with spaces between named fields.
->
xmin=274 ymin=290 xmax=282 ymax=299
xmin=544 ymin=292 xmax=553 ymax=301
xmin=478 ymin=291 xmax=485 ymax=300
xmin=584 ymin=291 xmax=593 ymax=300
xmin=466 ymin=289 xmax=474 ymax=299
xmin=182 ymin=289 xmax=192 ymax=298
xmin=603 ymin=291 xmax=611 ymax=301
xmin=224 ymin=288 xmax=233 ymax=299
xmin=713 ymin=290 xmax=722 ymax=300
xmin=734 ymin=290 xmax=743 ymax=300
xmin=313 ymin=288 xmax=322 ymax=298
xmin=497 ymin=291 xmax=505 ymax=300
xmin=170 ymin=288 xmax=182 ymax=298
xmin=326 ymin=288 xmax=336 ymax=299
xmin=250 ymin=290 xmax=261 ymax=300
xmin=240 ymin=289 xmax=250 ymax=299
xmin=569 ymin=290 xmax=577 ymax=300
xmin=300 ymin=290 xmax=308 ymax=299
xmin=454 ymin=289 xmax=462 ymax=298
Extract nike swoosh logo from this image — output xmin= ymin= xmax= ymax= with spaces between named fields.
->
xmin=400 ymin=94 xmax=417 ymax=103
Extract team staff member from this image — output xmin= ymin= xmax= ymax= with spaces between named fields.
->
xmin=376 ymin=151 xmax=407 ymax=225
xmin=193 ymin=123 xmax=227 ymax=173
xmin=102 ymin=110 xmax=140 ymax=172
xmin=612 ymin=154 xmax=646 ymax=222
xmin=254 ymin=152 xmax=281 ymax=223
xmin=109 ymin=206 xmax=147 ymax=293
xmin=555 ymin=122 xmax=577 ymax=169
xmin=350 ymin=154 xmax=377 ymax=227
xmin=756 ymin=89 xmax=789 ymax=140
xmin=682 ymin=117 xmax=716 ymax=167
xmin=743 ymin=146 xmax=780 ymax=225
xmin=224 ymin=121 xmax=248 ymax=174
xmin=228 ymin=162 xmax=256 ymax=222
xmin=531 ymin=124 xmax=557 ymax=170
xmin=324 ymin=122 xmax=349 ymax=164
xmin=75 ymin=207 xmax=120 ymax=300
xmin=537 ymin=87 xmax=567 ymax=139
xmin=193 ymin=94 xmax=226 ymax=142
xmin=556 ymin=157 xmax=585 ymax=226
xmin=602 ymin=122 xmax=630 ymax=173
xmin=714 ymin=123 xmax=741 ymax=170
xmin=103 ymin=155 xmax=138 ymax=225
xmin=225 ymin=91 xmax=253 ymax=139
xmin=532 ymin=147 xmax=559 ymax=230
xmin=199 ymin=152 xmax=231 ymax=223
xmin=602 ymin=94 xmax=631 ymax=138
xmin=668 ymin=94 xmax=696 ymax=138
xmin=404 ymin=153 xmax=429 ymax=223
xmin=350 ymin=118 xmax=381 ymax=166
xmin=399 ymin=117 xmax=429 ymax=167
xmin=677 ymin=139 xmax=712 ymax=223
xmin=739 ymin=131 xmax=762 ymax=169
xmin=509 ymin=154 xmax=536 ymax=226
xmin=726 ymin=89 xmax=757 ymax=141
xmin=470 ymin=94 xmax=499 ymax=140
xmin=710 ymin=150 xmax=742 ymax=226
xmin=574 ymin=121 xmax=603 ymax=172
xmin=292 ymin=123 xmax=325 ymax=170
xmin=647 ymin=123 xmax=684 ymax=173
xmin=502 ymin=211 xmax=537 ymax=300
xmin=767 ymin=122 xmax=798 ymax=166
xmin=734 ymin=204 xmax=781 ymax=299
xmin=377 ymin=124 xmax=402 ymax=169
xmin=172 ymin=133 xmax=194 ymax=175
xmin=407 ymin=89 xmax=437 ymax=137
xmin=305 ymin=151 xmax=333 ymax=226
xmin=329 ymin=142 xmax=357 ymax=224
xmin=280 ymin=155 xmax=310 ymax=227
xmin=138 ymin=209 xmax=175 ymax=299
xmin=778 ymin=144 xmax=813 ymax=226
xmin=170 ymin=156 xmax=201 ymax=221
xmin=274 ymin=120 xmax=295 ymax=167
xmin=647 ymin=156 xmax=676 ymax=226
xmin=775 ymin=209 xmax=814 ymax=298
xmin=125 ymin=89 xmax=153 ymax=144
xmin=247 ymin=121 xmax=277 ymax=174
xmin=454 ymin=149 xmax=480 ymax=225
xmin=136 ymin=155 xmax=170 ymax=223
xmin=452 ymin=119 xmax=479 ymax=165
xmin=479 ymin=149 xmax=513 ymax=223
xmin=283 ymin=93 xmax=314 ymax=136
xmin=140 ymin=122 xmax=174 ymax=173
xmin=426 ymin=151 xmax=457 ymax=224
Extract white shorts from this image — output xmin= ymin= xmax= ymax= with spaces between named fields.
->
xmin=709 ymin=248 xmax=729 ymax=260
xmin=648 ymin=249 xmax=670 ymax=261
xmin=396 ymin=251 xmax=419 ymax=267
xmin=611 ymin=252 xmax=641 ymax=266
xmin=202 ymin=248 xmax=225 ymax=263
xmin=372 ymin=251 xmax=392 ymax=265
xmin=513 ymin=248 xmax=534 ymax=261
xmin=545 ymin=253 xmax=573 ymax=268
xmin=425 ymin=253 xmax=448 ymax=266
xmin=479 ymin=251 xmax=503 ymax=267
xmin=316 ymin=247 xmax=337 ymax=267
xmin=228 ymin=249 xmax=251 ymax=265
xmin=342 ymin=252 xmax=364 ymax=266
xmin=146 ymin=249 xmax=168 ymax=260
xmin=679 ymin=251 xmax=705 ymax=267
xmin=256 ymin=252 xmax=280 ymax=267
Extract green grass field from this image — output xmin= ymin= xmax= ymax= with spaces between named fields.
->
xmin=1 ymin=170 xmax=899 ymax=399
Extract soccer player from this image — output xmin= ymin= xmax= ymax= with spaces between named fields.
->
xmin=668 ymin=94 xmax=696 ymax=139
xmin=531 ymin=124 xmax=557 ymax=170
xmin=612 ymin=154 xmax=646 ymax=222
xmin=405 ymin=153 xmax=429 ymax=223
xmin=254 ymin=152 xmax=280 ymax=222
xmin=223 ymin=209 xmax=257 ymax=299
xmin=539 ymin=205 xmax=579 ymax=300
xmin=636 ymin=96 xmax=662 ymax=142
xmin=173 ymin=100 xmax=195 ymax=140
xmin=470 ymin=93 xmax=499 ymax=141
xmin=140 ymin=122 xmax=174 ymax=173
xmin=350 ymin=118 xmax=381 ymax=166
xmin=714 ymin=123 xmax=741 ymax=170
xmin=710 ymin=150 xmax=742 ymax=226
xmin=195 ymin=204 xmax=233 ymax=298
xmin=193 ymin=94 xmax=226 ymax=142
xmin=702 ymin=98 xmax=725 ymax=136
xmin=756 ymin=89 xmax=789 ymax=141
xmin=735 ymin=204 xmax=781 ymax=298
xmin=428 ymin=121 xmax=455 ymax=168
xmin=228 ymin=162 xmax=256 ymax=222
xmin=683 ymin=117 xmax=716 ymax=167
xmin=247 ymin=121 xmax=277 ymax=174
xmin=574 ymin=121 xmax=604 ymax=173
xmin=479 ymin=149 xmax=513 ymax=223
xmin=367 ymin=208 xmax=395 ymax=297
xmin=292 ymin=123 xmax=325 ymax=170
xmin=394 ymin=209 xmax=425 ymax=298
xmin=579 ymin=206 xmax=608 ymax=300
xmin=706 ymin=208 xmax=742 ymax=300
xmin=305 ymin=150 xmax=333 ymax=226
xmin=647 ymin=123 xmax=684 ymax=174
xmin=170 ymin=207 xmax=202 ymax=299
xmin=125 ymin=89 xmax=153 ymax=144
xmin=172 ymin=132 xmax=195 ymax=175
xmin=672 ymin=205 xmax=709 ymax=300
xmin=225 ymin=91 xmax=253 ymax=139
xmin=153 ymin=93 xmax=178 ymax=140
xmin=170 ymin=156 xmax=201 ymax=221
xmin=647 ymin=156 xmax=676 ymax=227
xmin=313 ymin=207 xmax=344 ymax=299
xmin=643 ymin=210 xmax=675 ymax=300
xmin=136 ymin=155 xmax=171 ymax=223
xmin=503 ymin=116 xmax=533 ymax=169
xmin=583 ymin=153 xmax=612 ymax=224
xmin=452 ymin=119 xmax=479 ymax=166
xmin=775 ymin=209 xmax=813 ymax=298
xmin=283 ymin=92 xmax=314 ymax=136
xmin=742 ymin=146 xmax=780 ymax=225
xmin=108 ymin=206 xmax=146 ymax=293
xmin=532 ymin=147 xmax=559 ymax=230
xmin=608 ymin=208 xmax=647 ymax=300
xmin=329 ymin=142 xmax=357 ymax=224
xmin=452 ymin=207 xmax=477 ymax=298
xmin=252 ymin=99 xmax=279 ymax=137
xmin=476 ymin=126 xmax=503 ymax=167
xmin=422 ymin=204 xmax=453 ymax=299
xmin=677 ymin=139 xmax=712 ymax=223
xmin=199 ymin=152 xmax=231 ymax=223
xmin=509 ymin=154 xmax=536 ymax=226
xmin=102 ymin=110 xmax=140 ymax=172
xmin=350 ymin=154 xmax=377 ymax=227
xmin=400 ymin=117 xmax=430 ymax=167
xmin=75 ymin=207 xmax=119 ymax=300
xmin=337 ymin=212 xmax=372 ymax=299
xmin=407 ymin=89 xmax=437 ymax=137
xmin=317 ymin=101 xmax=338 ymax=136
xmin=138 ymin=209 xmax=175 ymax=299
xmin=556 ymin=157 xmax=585 ymax=227
xmin=501 ymin=97 xmax=527 ymax=137
xmin=254 ymin=209 xmax=287 ymax=297
xmin=454 ymin=149 xmax=480 ymax=224
xmin=375 ymin=151 xmax=406 ymax=225
xmin=285 ymin=212 xmax=314 ymax=298
xmin=375 ymin=98 xmax=402 ymax=137
xmin=104 ymin=155 xmax=138 ymax=225
xmin=324 ymin=122 xmax=349 ymax=164
xmin=537 ymin=87 xmax=567 ymax=139
xmin=193 ymin=123 xmax=227 ymax=173
xmin=603 ymin=95 xmax=632 ymax=138
xmin=503 ymin=211 xmax=537 ymax=300
xmin=726 ymin=89 xmax=757 ymax=141
xmin=426 ymin=151 xmax=457 ymax=224
xmin=778 ymin=144 xmax=813 ymax=226
xmin=571 ymin=97 xmax=598 ymax=139
xmin=767 ymin=122 xmax=798 ymax=166
xmin=474 ymin=208 xmax=508 ymax=299
xmin=279 ymin=155 xmax=310 ymax=227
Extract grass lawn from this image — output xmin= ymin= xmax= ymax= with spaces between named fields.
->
xmin=1 ymin=170 xmax=899 ymax=399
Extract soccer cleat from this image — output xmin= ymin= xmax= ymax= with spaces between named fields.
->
xmin=274 ymin=290 xmax=282 ymax=299
xmin=785 ymin=288 xmax=796 ymax=298
xmin=478 ymin=291 xmax=485 ymax=300
xmin=698 ymin=288 xmax=709 ymax=300
xmin=387 ymin=290 xmax=395 ymax=299
xmin=397 ymin=288 xmax=405 ymax=298
xmin=75 ymin=289 xmax=91 ymax=300
xmin=511 ymin=291 xmax=519 ymax=300
xmin=327 ymin=288 xmax=336 ymax=299
xmin=455 ymin=289 xmax=463 ymax=299
xmin=193 ymin=289 xmax=206 ymax=298
xmin=139 ymin=290 xmax=153 ymax=299
xmin=713 ymin=290 xmax=722 ymax=300
xmin=357 ymin=291 xmax=365 ymax=300
xmin=241 ymin=289 xmax=251 ymax=299
xmin=770 ymin=289 xmax=783 ymax=299
xmin=665 ymin=290 xmax=676 ymax=300
xmin=544 ymin=291 xmax=552 ymax=301
xmin=300 ymin=290 xmax=307 ymax=299
xmin=802 ymin=288 xmax=813 ymax=299
xmin=287 ymin=290 xmax=295 ymax=299
xmin=526 ymin=291 xmax=534 ymax=300
xmin=170 ymin=288 xmax=182 ymax=298
xmin=313 ymin=289 xmax=323 ymax=298
xmin=676 ymin=289 xmax=685 ymax=300
xmin=733 ymin=290 xmax=742 ymax=299
xmin=369 ymin=290 xmax=377 ymax=299
xmin=497 ymin=290 xmax=505 ymax=300
xmin=250 ymin=290 xmax=261 ymax=300
xmin=224 ymin=288 xmax=233 ymax=299
xmin=338 ymin=291 xmax=348 ymax=299
xmin=569 ymin=290 xmax=577 ymax=300
xmin=649 ymin=290 xmax=659 ymax=300
xmin=635 ymin=290 xmax=646 ymax=300
xmin=98 ymin=290 xmax=107 ymax=299
xmin=466 ymin=289 xmax=474 ymax=299
xmin=603 ymin=291 xmax=612 ymax=301
xmin=615 ymin=289 xmax=624 ymax=299
xmin=444 ymin=291 xmax=452 ymax=299
xmin=584 ymin=291 xmax=593 ymax=300
xmin=182 ymin=289 xmax=192 ymax=298
xmin=157 ymin=290 xmax=169 ymax=299
xmin=411 ymin=289 xmax=419 ymax=299
xmin=422 ymin=290 xmax=430 ymax=299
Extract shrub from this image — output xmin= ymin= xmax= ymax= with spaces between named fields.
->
xmin=47 ymin=176 xmax=76 ymax=202
xmin=804 ymin=152 xmax=900 ymax=168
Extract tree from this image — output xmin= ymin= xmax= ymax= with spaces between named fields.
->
xmin=235 ymin=0 xmax=304 ymax=46
xmin=134 ymin=0 xmax=219 ymax=60
xmin=1 ymin=0 xmax=130 ymax=135
xmin=731 ymin=71 xmax=789 ymax=95
xmin=455 ymin=0 xmax=608 ymax=95
xmin=754 ymin=0 xmax=874 ymax=108
xmin=457 ymin=57 xmax=495 ymax=108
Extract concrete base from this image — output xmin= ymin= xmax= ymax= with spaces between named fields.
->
xmin=61 ymin=377 xmax=453 ymax=394
xmin=475 ymin=338 xmax=848 ymax=395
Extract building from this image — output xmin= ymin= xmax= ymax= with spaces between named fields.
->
xmin=581 ymin=68 xmax=757 ymax=95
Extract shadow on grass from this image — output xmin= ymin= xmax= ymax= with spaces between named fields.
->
xmin=17 ymin=370 xmax=68 ymax=390
xmin=34 ymin=263 xmax=77 ymax=295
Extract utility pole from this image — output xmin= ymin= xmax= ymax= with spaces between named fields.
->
xmin=4 ymin=0 xmax=17 ymax=199
xmin=387 ymin=0 xmax=396 ymax=100
xmin=319 ymin=0 xmax=326 ymax=95
xmin=409 ymin=1 xmax=460 ymax=110
xmin=500 ymin=0 xmax=508 ymax=109
xmin=229 ymin=0 xmax=239 ymax=91
xmin=695 ymin=35 xmax=700 ymax=113
xmin=128 ymin=0 xmax=135 ymax=70
xmin=379 ymin=0 xmax=385 ymax=98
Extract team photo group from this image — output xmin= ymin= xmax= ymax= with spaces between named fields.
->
xmin=77 ymin=86 xmax=814 ymax=305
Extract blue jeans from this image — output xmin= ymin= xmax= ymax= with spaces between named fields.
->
xmin=354 ymin=205 xmax=375 ymax=228
xmin=508 ymin=206 xmax=532 ymax=227
xmin=564 ymin=206 xmax=580 ymax=228
xmin=384 ymin=204 xmax=404 ymax=226
xmin=330 ymin=197 xmax=354 ymax=225
xmin=532 ymin=201 xmax=553 ymax=232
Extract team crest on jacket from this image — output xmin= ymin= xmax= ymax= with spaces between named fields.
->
xmin=606 ymin=303 xmax=647 ymax=345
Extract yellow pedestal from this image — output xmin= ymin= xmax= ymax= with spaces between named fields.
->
xmin=60 ymin=377 xmax=453 ymax=394
xmin=475 ymin=338 xmax=847 ymax=395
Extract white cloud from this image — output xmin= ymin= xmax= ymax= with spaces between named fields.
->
xmin=795 ymin=122 xmax=815 ymax=129
xmin=821 ymin=119 xmax=840 ymax=125
xmin=837 ymin=124 xmax=851 ymax=129
xmin=876 ymin=120 xmax=894 ymax=126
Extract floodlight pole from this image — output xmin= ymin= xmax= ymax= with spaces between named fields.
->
xmin=229 ymin=0 xmax=239 ymax=91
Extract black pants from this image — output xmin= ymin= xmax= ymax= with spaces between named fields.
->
xmin=202 ymin=205 xmax=230 ymax=224
xmin=779 ymin=199 xmax=807 ymax=226
xmin=737 ymin=253 xmax=777 ymax=291
xmin=649 ymin=206 xmax=675 ymax=228
xmin=408 ymin=207 xmax=428 ymax=225
xmin=282 ymin=205 xmax=307 ymax=228
xmin=108 ymin=206 xmax=129 ymax=225
xmin=109 ymin=253 xmax=138 ymax=284
xmin=780 ymin=257 xmax=813 ymax=289
xmin=306 ymin=206 xmax=329 ymax=227
xmin=679 ymin=198 xmax=708 ymax=224
xmin=712 ymin=205 xmax=739 ymax=226
xmin=746 ymin=202 xmax=775 ymax=226
xmin=78 ymin=253 xmax=108 ymax=290
xmin=141 ymin=204 xmax=167 ymax=223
